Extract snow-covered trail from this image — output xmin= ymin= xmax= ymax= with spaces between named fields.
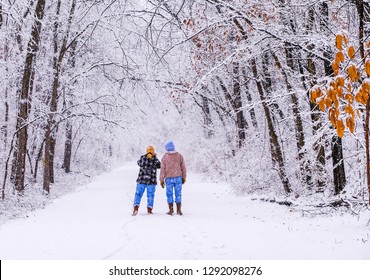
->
xmin=0 ymin=162 xmax=369 ymax=260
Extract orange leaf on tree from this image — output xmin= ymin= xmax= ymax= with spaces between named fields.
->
xmin=347 ymin=64 xmax=358 ymax=81
xmin=332 ymin=61 xmax=340 ymax=75
xmin=335 ymin=52 xmax=345 ymax=64
xmin=318 ymin=99 xmax=326 ymax=111
xmin=336 ymin=34 xmax=343 ymax=50
xmin=346 ymin=117 xmax=355 ymax=133
xmin=336 ymin=119 xmax=345 ymax=138
xmin=365 ymin=60 xmax=370 ymax=77
xmin=348 ymin=46 xmax=356 ymax=59
xmin=336 ymin=76 xmax=345 ymax=87
xmin=345 ymin=93 xmax=354 ymax=103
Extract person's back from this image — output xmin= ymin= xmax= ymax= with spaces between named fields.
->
xmin=137 ymin=153 xmax=161 ymax=185
xmin=160 ymin=141 xmax=186 ymax=215
xmin=160 ymin=152 xmax=186 ymax=181
xmin=132 ymin=145 xmax=160 ymax=216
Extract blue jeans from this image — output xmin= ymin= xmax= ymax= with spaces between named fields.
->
xmin=134 ymin=184 xmax=156 ymax=208
xmin=165 ymin=176 xmax=182 ymax=204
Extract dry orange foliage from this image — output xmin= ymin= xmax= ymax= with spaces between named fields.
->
xmin=365 ymin=60 xmax=370 ymax=76
xmin=347 ymin=64 xmax=359 ymax=82
xmin=335 ymin=52 xmax=345 ymax=63
xmin=348 ymin=46 xmax=356 ymax=59
xmin=336 ymin=34 xmax=343 ymax=50
xmin=309 ymin=33 xmax=370 ymax=138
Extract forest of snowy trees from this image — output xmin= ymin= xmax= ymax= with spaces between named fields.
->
xmin=1 ymin=0 xmax=370 ymax=211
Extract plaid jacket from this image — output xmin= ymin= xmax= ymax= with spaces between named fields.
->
xmin=136 ymin=154 xmax=161 ymax=185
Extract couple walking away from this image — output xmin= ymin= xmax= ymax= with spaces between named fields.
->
xmin=132 ymin=141 xmax=187 ymax=216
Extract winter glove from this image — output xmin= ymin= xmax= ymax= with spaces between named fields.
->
xmin=160 ymin=181 xmax=165 ymax=188
xmin=182 ymin=178 xmax=186 ymax=184
xmin=147 ymin=152 xmax=157 ymax=159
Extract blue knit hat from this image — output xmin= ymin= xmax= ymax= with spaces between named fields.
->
xmin=165 ymin=141 xmax=175 ymax=152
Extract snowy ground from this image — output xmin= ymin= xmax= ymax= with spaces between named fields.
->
xmin=0 ymin=162 xmax=369 ymax=260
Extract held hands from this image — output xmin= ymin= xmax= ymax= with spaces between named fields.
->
xmin=160 ymin=181 xmax=165 ymax=188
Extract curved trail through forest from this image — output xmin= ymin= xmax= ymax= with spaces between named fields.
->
xmin=0 ymin=162 xmax=369 ymax=259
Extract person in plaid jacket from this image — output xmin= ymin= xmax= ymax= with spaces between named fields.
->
xmin=132 ymin=145 xmax=161 ymax=216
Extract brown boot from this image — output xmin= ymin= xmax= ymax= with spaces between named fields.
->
xmin=132 ymin=205 xmax=139 ymax=216
xmin=147 ymin=207 xmax=153 ymax=215
xmin=167 ymin=203 xmax=174 ymax=215
xmin=176 ymin=203 xmax=183 ymax=215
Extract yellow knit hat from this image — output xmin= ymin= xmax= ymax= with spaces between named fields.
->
xmin=146 ymin=145 xmax=155 ymax=158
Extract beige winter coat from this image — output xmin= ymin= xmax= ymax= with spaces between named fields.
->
xmin=159 ymin=152 xmax=186 ymax=181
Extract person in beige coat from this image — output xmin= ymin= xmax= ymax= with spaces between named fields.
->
xmin=159 ymin=141 xmax=187 ymax=215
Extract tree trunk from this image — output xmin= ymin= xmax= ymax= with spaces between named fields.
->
xmin=1 ymin=53 xmax=9 ymax=150
xmin=306 ymin=4 xmax=327 ymax=192
xmin=241 ymin=67 xmax=258 ymax=129
xmin=62 ymin=33 xmax=78 ymax=174
xmin=43 ymin=0 xmax=61 ymax=193
xmin=251 ymin=57 xmax=291 ymax=194
xmin=44 ymin=0 xmax=76 ymax=193
xmin=201 ymin=92 xmax=214 ymax=138
xmin=62 ymin=120 xmax=73 ymax=173
xmin=320 ymin=2 xmax=347 ymax=194
xmin=323 ymin=47 xmax=347 ymax=193
xmin=261 ymin=52 xmax=284 ymax=121
xmin=355 ymin=0 xmax=370 ymax=203
xmin=43 ymin=65 xmax=60 ymax=193
xmin=366 ymin=99 xmax=370 ymax=204
xmin=355 ymin=0 xmax=366 ymax=59
xmin=331 ymin=136 xmax=346 ymax=194
xmin=193 ymin=86 xmax=215 ymax=139
xmin=11 ymin=0 xmax=46 ymax=193
xmin=33 ymin=141 xmax=44 ymax=181
xmin=0 ymin=2 xmax=3 ymax=29
xmin=232 ymin=61 xmax=247 ymax=148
